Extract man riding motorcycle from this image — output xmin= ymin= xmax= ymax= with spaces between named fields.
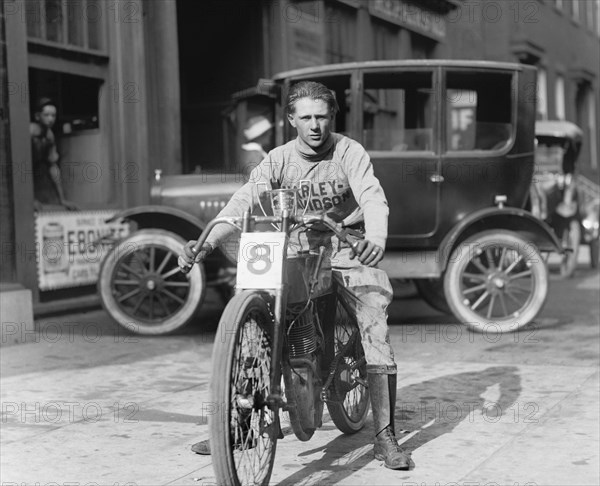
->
xmin=179 ymin=80 xmax=411 ymax=470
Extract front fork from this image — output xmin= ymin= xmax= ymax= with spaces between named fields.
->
xmin=266 ymin=287 xmax=287 ymax=413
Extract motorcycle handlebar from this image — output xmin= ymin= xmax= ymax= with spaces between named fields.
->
xmin=181 ymin=212 xmax=362 ymax=274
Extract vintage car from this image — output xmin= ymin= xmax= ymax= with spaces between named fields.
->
xmin=530 ymin=120 xmax=599 ymax=275
xmin=99 ymin=60 xmax=563 ymax=335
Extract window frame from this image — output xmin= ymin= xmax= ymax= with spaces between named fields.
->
xmin=357 ymin=66 xmax=440 ymax=157
xmin=25 ymin=0 xmax=108 ymax=56
xmin=441 ymin=67 xmax=517 ymax=157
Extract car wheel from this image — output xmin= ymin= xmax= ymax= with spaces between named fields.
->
xmin=414 ymin=278 xmax=452 ymax=314
xmin=99 ymin=229 xmax=206 ymax=335
xmin=444 ymin=230 xmax=548 ymax=333
xmin=559 ymin=219 xmax=581 ymax=278
xmin=590 ymin=238 xmax=599 ymax=269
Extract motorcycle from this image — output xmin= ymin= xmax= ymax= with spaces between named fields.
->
xmin=183 ymin=187 xmax=371 ymax=485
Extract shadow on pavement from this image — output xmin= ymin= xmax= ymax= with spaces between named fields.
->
xmin=395 ymin=365 xmax=521 ymax=452
xmin=275 ymin=366 xmax=521 ymax=484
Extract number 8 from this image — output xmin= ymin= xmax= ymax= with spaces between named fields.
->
xmin=247 ymin=244 xmax=272 ymax=275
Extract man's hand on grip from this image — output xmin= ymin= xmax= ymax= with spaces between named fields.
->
xmin=349 ymin=239 xmax=384 ymax=267
xmin=178 ymin=241 xmax=213 ymax=273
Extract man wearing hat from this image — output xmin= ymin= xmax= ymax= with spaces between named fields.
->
xmin=240 ymin=115 xmax=273 ymax=174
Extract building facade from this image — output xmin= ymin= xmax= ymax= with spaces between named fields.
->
xmin=2 ymin=0 xmax=599 ymax=323
xmin=439 ymin=0 xmax=600 ymax=181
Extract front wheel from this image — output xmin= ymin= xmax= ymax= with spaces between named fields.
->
xmin=444 ymin=230 xmax=548 ymax=333
xmin=210 ymin=291 xmax=278 ymax=486
xmin=326 ymin=294 xmax=370 ymax=434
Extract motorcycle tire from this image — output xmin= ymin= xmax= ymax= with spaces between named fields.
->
xmin=326 ymin=295 xmax=370 ymax=434
xmin=210 ymin=291 xmax=279 ymax=486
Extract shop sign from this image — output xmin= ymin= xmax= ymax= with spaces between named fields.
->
xmin=369 ymin=0 xmax=446 ymax=40
xmin=35 ymin=210 xmax=130 ymax=291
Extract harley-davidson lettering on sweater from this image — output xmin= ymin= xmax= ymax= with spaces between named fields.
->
xmin=205 ymin=133 xmax=389 ymax=250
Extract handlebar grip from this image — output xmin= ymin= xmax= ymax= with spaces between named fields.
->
xmin=179 ymin=245 xmax=200 ymax=274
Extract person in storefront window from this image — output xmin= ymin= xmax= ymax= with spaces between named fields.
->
xmin=179 ymin=81 xmax=411 ymax=470
xmin=30 ymin=97 xmax=78 ymax=211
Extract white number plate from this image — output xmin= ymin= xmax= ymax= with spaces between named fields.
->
xmin=236 ymin=232 xmax=287 ymax=289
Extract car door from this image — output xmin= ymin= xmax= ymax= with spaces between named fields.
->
xmin=358 ymin=67 xmax=441 ymax=248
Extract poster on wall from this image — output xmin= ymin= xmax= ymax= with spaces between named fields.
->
xmin=35 ymin=210 xmax=130 ymax=291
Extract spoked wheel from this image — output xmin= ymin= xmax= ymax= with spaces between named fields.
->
xmin=326 ymin=296 xmax=370 ymax=434
xmin=444 ymin=230 xmax=548 ymax=333
xmin=559 ymin=219 xmax=581 ymax=278
xmin=210 ymin=291 xmax=278 ymax=486
xmin=98 ymin=229 xmax=205 ymax=335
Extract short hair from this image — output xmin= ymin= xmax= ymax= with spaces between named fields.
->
xmin=35 ymin=97 xmax=56 ymax=114
xmin=287 ymin=81 xmax=339 ymax=115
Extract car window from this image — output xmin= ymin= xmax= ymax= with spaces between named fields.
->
xmin=362 ymin=70 xmax=434 ymax=152
xmin=446 ymin=71 xmax=513 ymax=152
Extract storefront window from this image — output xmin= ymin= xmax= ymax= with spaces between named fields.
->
xmin=572 ymin=0 xmax=580 ymax=22
xmin=445 ymin=71 xmax=513 ymax=152
xmin=587 ymin=0 xmax=595 ymax=31
xmin=29 ymin=69 xmax=101 ymax=132
xmin=26 ymin=0 xmax=106 ymax=53
xmin=555 ymin=75 xmax=566 ymax=120
xmin=537 ymin=68 xmax=548 ymax=120
xmin=362 ymin=70 xmax=434 ymax=152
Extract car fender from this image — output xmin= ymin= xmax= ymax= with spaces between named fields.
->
xmin=438 ymin=206 xmax=563 ymax=271
xmin=107 ymin=205 xmax=209 ymax=238
xmin=106 ymin=205 xmax=236 ymax=264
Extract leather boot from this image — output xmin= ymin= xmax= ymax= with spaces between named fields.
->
xmin=368 ymin=373 xmax=411 ymax=470
xmin=191 ymin=439 xmax=211 ymax=455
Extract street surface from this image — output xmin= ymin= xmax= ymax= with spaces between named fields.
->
xmin=1 ymin=251 xmax=599 ymax=486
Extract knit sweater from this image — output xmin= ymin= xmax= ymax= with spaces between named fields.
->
xmin=206 ymin=133 xmax=389 ymax=249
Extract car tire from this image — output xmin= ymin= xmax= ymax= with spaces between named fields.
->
xmin=414 ymin=278 xmax=452 ymax=314
xmin=444 ymin=230 xmax=548 ymax=333
xmin=99 ymin=229 xmax=206 ymax=335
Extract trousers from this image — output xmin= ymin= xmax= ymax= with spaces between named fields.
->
xmin=330 ymin=244 xmax=396 ymax=373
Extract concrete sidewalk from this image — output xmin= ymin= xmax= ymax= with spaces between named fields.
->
xmin=2 ymin=267 xmax=599 ymax=485
xmin=1 ymin=307 xmax=598 ymax=486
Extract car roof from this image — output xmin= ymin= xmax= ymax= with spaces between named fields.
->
xmin=535 ymin=120 xmax=583 ymax=141
xmin=273 ymin=60 xmax=530 ymax=80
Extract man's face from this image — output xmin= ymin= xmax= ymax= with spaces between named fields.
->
xmin=36 ymin=105 xmax=57 ymax=128
xmin=288 ymin=98 xmax=333 ymax=150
